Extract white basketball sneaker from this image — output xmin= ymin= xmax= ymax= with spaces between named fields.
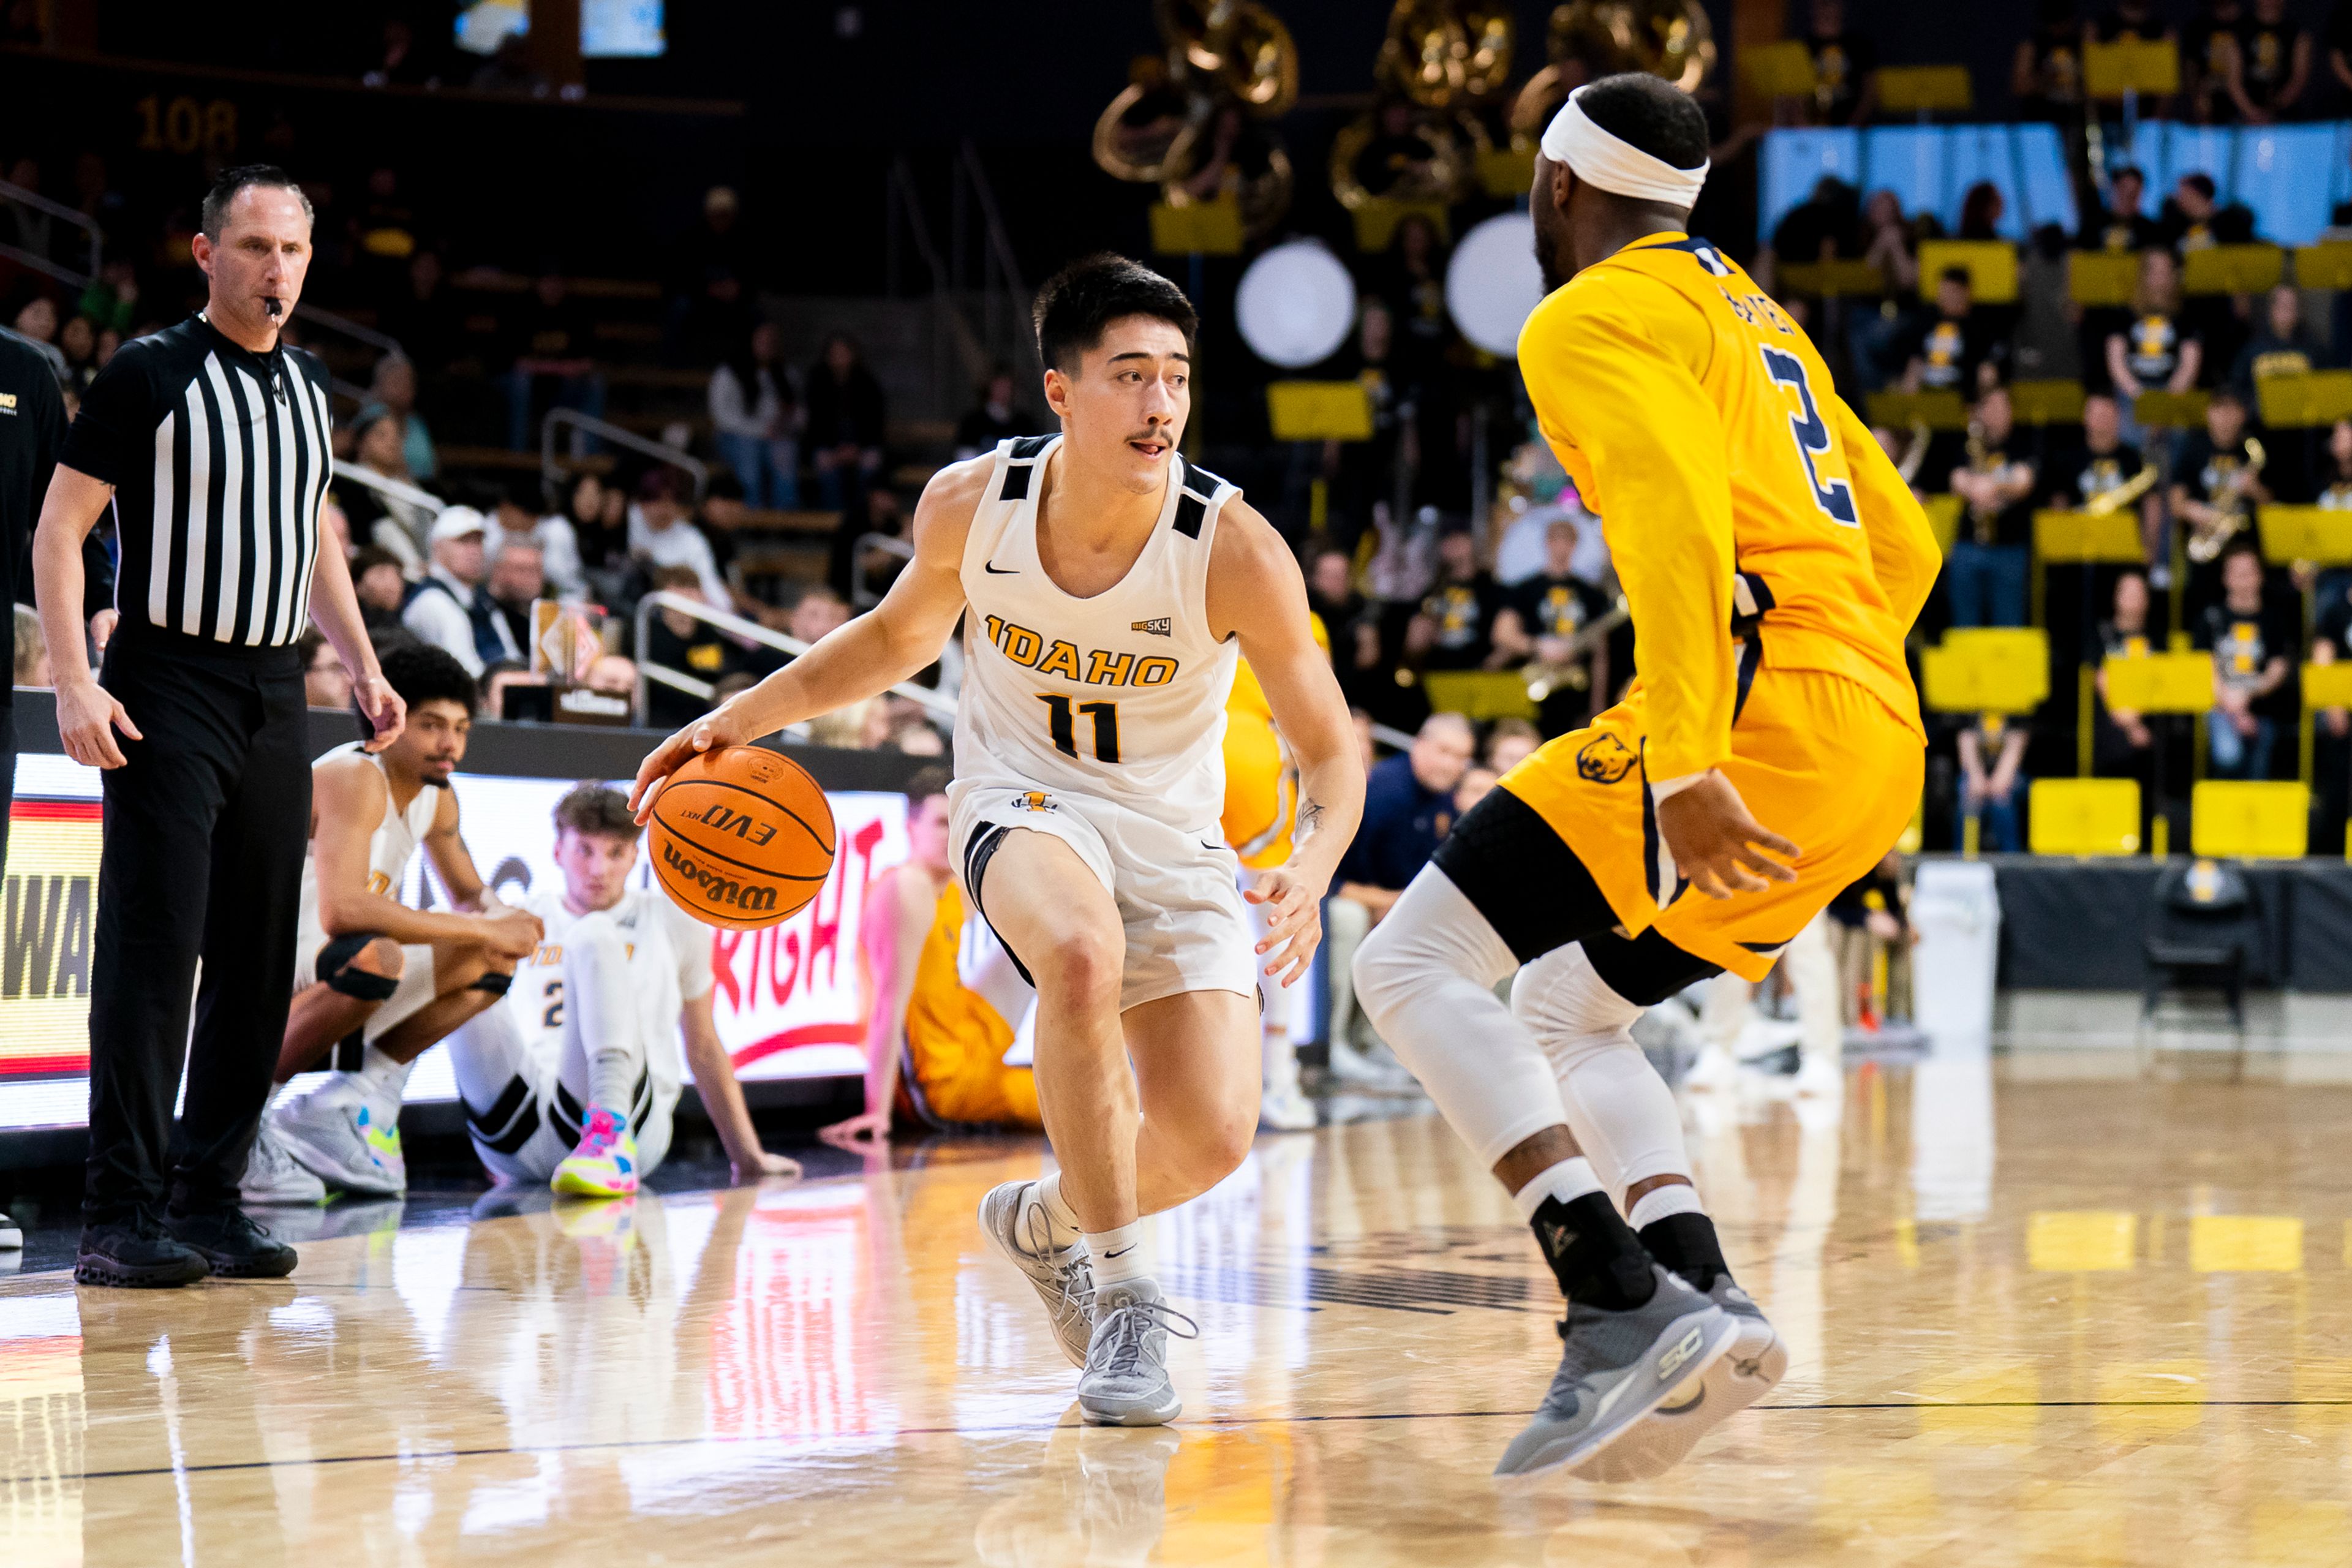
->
xmin=276 ymin=1079 xmax=405 ymax=1196
xmin=241 ymin=1117 xmax=328 ymax=1206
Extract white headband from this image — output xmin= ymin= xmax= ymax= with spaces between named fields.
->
xmin=1539 ymin=86 xmax=1709 ymax=207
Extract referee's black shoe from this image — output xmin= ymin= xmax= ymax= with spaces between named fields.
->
xmin=166 ymin=1207 xmax=299 ymax=1280
xmin=75 ymin=1215 xmax=211 ymax=1289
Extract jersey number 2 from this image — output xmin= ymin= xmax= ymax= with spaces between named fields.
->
xmin=1038 ymin=694 xmax=1121 ymax=763
xmin=542 ymin=983 xmax=565 ymax=1031
xmin=1759 ymin=346 xmax=1859 ymax=527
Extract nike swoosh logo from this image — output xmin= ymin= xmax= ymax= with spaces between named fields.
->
xmin=1102 ymin=1245 xmax=1136 ymax=1259
xmin=984 ymin=562 xmax=1019 ymax=575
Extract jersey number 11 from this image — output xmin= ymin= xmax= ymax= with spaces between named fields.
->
xmin=1038 ymin=693 xmax=1121 ymax=763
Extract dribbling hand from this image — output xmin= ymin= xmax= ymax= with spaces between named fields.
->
xmin=630 ymin=706 xmax=752 ymax=824
xmin=1656 ymin=770 xmax=1801 ymax=902
xmin=1245 ymin=865 xmax=1324 ymax=987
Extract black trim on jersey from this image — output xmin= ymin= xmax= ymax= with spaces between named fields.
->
xmin=961 ymin=823 xmax=1037 ymax=988
xmin=1009 ymin=434 xmax=1055 ymax=460
xmin=998 ymin=459 xmax=1033 ymax=502
xmin=1585 ymin=927 xmax=1722 ymax=1007
xmin=1738 ymin=939 xmax=1789 ymax=954
xmin=1172 ymin=490 xmax=1207 ymax=539
xmin=1733 ymin=633 xmax=1764 ymax=725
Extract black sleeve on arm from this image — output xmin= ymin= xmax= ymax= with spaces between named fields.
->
xmin=58 ymin=345 xmax=158 ymax=488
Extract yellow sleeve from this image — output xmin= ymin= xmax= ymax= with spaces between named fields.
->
xmin=1829 ymin=394 xmax=1942 ymax=631
xmin=1521 ymin=286 xmax=1735 ymax=781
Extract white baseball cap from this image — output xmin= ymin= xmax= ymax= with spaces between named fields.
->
xmin=429 ymin=505 xmax=489 ymax=545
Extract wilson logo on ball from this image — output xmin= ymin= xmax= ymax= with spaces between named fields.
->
xmin=660 ymin=841 xmax=782 ymax=916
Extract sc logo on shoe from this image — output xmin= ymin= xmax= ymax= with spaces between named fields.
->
xmin=1574 ymin=734 xmax=1639 ymax=785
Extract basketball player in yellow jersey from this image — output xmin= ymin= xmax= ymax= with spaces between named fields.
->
xmin=1354 ymin=73 xmax=1939 ymax=1483
xmin=1221 ymin=657 xmax=1316 ymax=1130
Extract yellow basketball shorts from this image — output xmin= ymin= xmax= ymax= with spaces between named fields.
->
xmin=1438 ymin=666 xmax=1923 ymax=986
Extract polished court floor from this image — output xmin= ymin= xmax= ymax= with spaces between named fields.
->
xmin=6 ymin=1051 xmax=2352 ymax=1566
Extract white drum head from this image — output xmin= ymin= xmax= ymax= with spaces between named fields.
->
xmin=1235 ymin=240 xmax=1358 ymax=369
xmin=1446 ymin=212 xmax=1547 ymax=360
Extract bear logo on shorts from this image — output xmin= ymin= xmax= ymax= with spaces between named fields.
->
xmin=1574 ymin=733 xmax=1640 ymax=785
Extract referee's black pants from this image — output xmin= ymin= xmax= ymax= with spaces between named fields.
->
xmin=84 ymin=627 xmax=310 ymax=1224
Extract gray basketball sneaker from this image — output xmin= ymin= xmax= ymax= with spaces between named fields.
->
xmin=979 ymin=1180 xmax=1096 ymax=1368
xmin=1492 ymin=1265 xmax=1736 ymax=1482
xmin=1077 ymin=1279 xmax=1197 ymax=1427
xmin=1570 ymin=1276 xmax=1789 ymax=1483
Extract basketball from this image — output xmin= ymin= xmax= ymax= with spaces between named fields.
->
xmin=647 ymin=746 xmax=837 ymax=930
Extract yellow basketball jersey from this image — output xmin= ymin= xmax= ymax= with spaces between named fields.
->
xmin=898 ymin=884 xmax=1033 ymax=1128
xmin=1221 ymin=657 xmax=1297 ymax=869
xmin=1515 ymin=233 xmax=1936 ymax=782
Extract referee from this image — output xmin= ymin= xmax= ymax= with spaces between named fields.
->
xmin=32 ymin=167 xmax=406 ymax=1288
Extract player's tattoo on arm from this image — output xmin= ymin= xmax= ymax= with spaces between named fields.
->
xmin=1294 ymin=796 xmax=1326 ymax=845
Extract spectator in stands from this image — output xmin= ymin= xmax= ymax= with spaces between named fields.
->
xmin=2159 ymin=173 xmax=2251 ymax=252
xmin=1380 ymin=213 xmax=1453 ymax=363
xmin=1957 ymin=182 xmax=2006 ymax=242
xmin=1956 ymin=712 xmax=2029 ymax=853
xmin=669 ymin=186 xmax=755 ymax=362
xmin=2185 ymin=0 xmax=2250 ymax=122
xmin=1306 ymin=544 xmax=1384 ymax=709
xmin=828 ymin=487 xmax=910 ymax=603
xmin=56 ymin=313 xmax=97 ymax=394
xmin=1485 ymin=718 xmax=1541 ymax=775
xmin=14 ymin=603 xmax=50 ymax=688
xmin=2173 ymin=389 xmax=2272 ymax=617
xmin=2329 ymin=2 xmax=2352 ymax=100
xmin=2048 ymin=391 xmax=2162 ymax=564
xmin=2092 ymin=568 xmax=2159 ymax=784
xmin=1800 ymin=0 xmax=1879 ymax=126
xmin=709 ymin=321 xmax=802 ymax=510
xmin=1770 ymin=176 xmax=1863 ymax=272
xmin=2081 ymin=165 xmax=2160 ymax=253
xmin=1406 ymin=524 xmax=1507 ymax=673
xmin=2095 ymin=0 xmax=2177 ymax=48
xmin=349 ymin=545 xmax=409 ymax=638
xmin=891 ymin=717 xmax=946 ymax=756
xmin=2108 ymin=249 xmax=2203 ymax=405
xmin=954 ymin=368 xmax=1023 ymax=459
xmin=381 ymin=249 xmax=458 ymax=378
xmin=1948 ymin=385 xmax=2040 ymax=628
xmin=358 ymin=356 xmax=436 ymax=483
xmin=1455 ymin=764 xmax=1499 ymax=816
xmin=2015 ymin=0 xmax=2089 ymax=122
xmin=486 ymin=478 xmax=584 ymax=599
xmin=1353 ymin=100 xmax=1446 ymax=202
xmin=642 ymin=565 xmax=737 ymax=728
xmin=805 ymin=334 xmax=886 ymax=511
xmin=405 ymin=507 xmax=524 ymax=676
xmin=505 ymin=268 xmax=603 ymax=452
xmin=1327 ymin=711 xmax=1475 ymax=1086
xmin=486 ymin=537 xmax=545 ymax=650
xmin=2319 ymin=418 xmax=2352 ymax=508
xmin=2312 ymin=567 xmax=2352 ymax=846
xmin=339 ymin=409 xmax=437 ymax=573
xmin=2234 ymin=284 xmax=2324 ymax=400
xmin=628 ymin=469 xmax=731 ymax=608
xmin=1844 ymin=190 xmax=1919 ymax=389
xmin=788 ymin=584 xmax=851 ymax=647
xmin=1491 ymin=517 xmax=1612 ymax=731
xmin=2015 ymin=223 xmax=2086 ymax=381
xmin=296 ymin=629 xmax=352 ymax=712
xmin=2199 ymin=543 xmax=2297 ymax=778
xmin=2230 ymin=0 xmax=2312 ymax=121
xmin=1323 ymin=299 xmax=1408 ymax=554
xmin=585 ymin=653 xmax=638 ymax=698
xmin=557 ymin=470 xmax=625 ymax=581
xmin=1899 ymin=268 xmax=1999 ymax=396
xmin=471 ymin=31 xmax=549 ymax=94
xmin=10 ymin=293 xmax=56 ymax=346
xmin=363 ymin=14 xmax=446 ymax=87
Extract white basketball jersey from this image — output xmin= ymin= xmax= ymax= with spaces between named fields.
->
xmin=954 ymin=435 xmax=1241 ymax=835
xmin=296 ymin=743 xmax=440 ymax=939
xmin=511 ymin=887 xmax=712 ymax=1119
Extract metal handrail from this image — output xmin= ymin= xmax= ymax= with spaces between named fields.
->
xmin=849 ymin=532 xmax=914 ymax=609
xmin=332 ymin=459 xmax=447 ymax=518
xmin=0 ymin=241 xmax=92 ymax=296
xmin=292 ymin=301 xmax=403 ymax=359
xmin=955 ymin=141 xmax=1047 ymax=391
xmin=543 ymin=407 xmax=707 ymax=502
xmin=630 ymin=589 xmax=959 ymax=729
xmin=0 ymin=178 xmax=101 ymax=277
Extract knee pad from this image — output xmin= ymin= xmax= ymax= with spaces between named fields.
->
xmin=469 ymin=970 xmax=513 ymax=996
xmin=1511 ymin=944 xmax=1643 ymax=1046
xmin=317 ymin=933 xmax=401 ymax=1002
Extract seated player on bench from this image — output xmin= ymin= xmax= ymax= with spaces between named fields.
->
xmin=244 ymin=643 xmax=547 ymax=1203
xmin=448 ymin=782 xmax=802 ymax=1195
xmin=821 ymin=767 xmax=1044 ymax=1147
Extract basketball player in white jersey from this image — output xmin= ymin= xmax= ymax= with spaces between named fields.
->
xmin=443 ymin=783 xmax=801 ymax=1194
xmin=243 ymin=643 xmax=546 ymax=1204
xmin=633 ymin=254 xmax=1363 ymax=1426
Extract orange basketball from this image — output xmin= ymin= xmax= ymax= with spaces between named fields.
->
xmin=647 ymin=745 xmax=837 ymax=930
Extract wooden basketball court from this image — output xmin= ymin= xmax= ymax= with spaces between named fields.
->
xmin=4 ymin=1057 xmax=2348 ymax=1566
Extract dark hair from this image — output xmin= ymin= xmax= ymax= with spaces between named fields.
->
xmin=296 ymin=628 xmax=330 ymax=667
xmin=553 ymin=782 xmax=639 ymax=842
xmin=1572 ymin=74 xmax=1709 ymax=175
xmin=350 ymin=544 xmax=402 ymax=579
xmin=379 ymin=641 xmax=479 ymax=717
xmin=903 ymin=764 xmax=951 ymax=805
xmin=1033 ymin=253 xmax=1197 ymax=374
xmin=200 ymin=165 xmax=312 ymax=241
xmin=1940 ymin=265 xmax=1973 ymax=287
xmin=2182 ymin=172 xmax=2217 ymax=200
xmin=2111 ymin=164 xmax=2144 ymax=186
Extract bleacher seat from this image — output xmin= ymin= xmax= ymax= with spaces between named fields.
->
xmin=1921 ymin=627 xmax=2050 ymax=715
xmin=2029 ymin=778 xmax=2141 ymax=856
xmin=2190 ymin=780 xmax=2309 ymax=859
xmin=1420 ymin=670 xmax=1537 ymax=723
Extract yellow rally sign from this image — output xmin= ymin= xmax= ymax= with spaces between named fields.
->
xmin=1 ymin=799 xmax=102 ymax=1073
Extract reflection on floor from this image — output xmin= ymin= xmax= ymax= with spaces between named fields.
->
xmin=6 ymin=1050 xmax=2352 ymax=1566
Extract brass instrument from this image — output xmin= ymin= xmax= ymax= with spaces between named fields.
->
xmin=1523 ymin=597 xmax=1631 ymax=702
xmin=2184 ymin=436 xmax=2267 ymax=564
xmin=2080 ymin=463 xmax=2160 ymax=518
xmin=1096 ymin=4 xmax=1301 ymax=234
xmin=1510 ymin=1 xmax=1716 ymax=151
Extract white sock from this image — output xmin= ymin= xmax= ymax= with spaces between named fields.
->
xmin=353 ymin=1044 xmax=413 ymax=1109
xmin=1510 ymin=1156 xmax=1604 ymax=1221
xmin=1627 ymin=1182 xmax=1706 ymax=1230
xmin=565 ymin=918 xmax=643 ymax=1114
xmin=1020 ymin=1172 xmax=1085 ymax=1255
xmin=1086 ymin=1221 xmax=1151 ymax=1289
xmin=1351 ymin=869 xmax=1575 ymax=1167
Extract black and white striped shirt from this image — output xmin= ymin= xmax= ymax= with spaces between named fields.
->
xmin=59 ymin=313 xmax=334 ymax=649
